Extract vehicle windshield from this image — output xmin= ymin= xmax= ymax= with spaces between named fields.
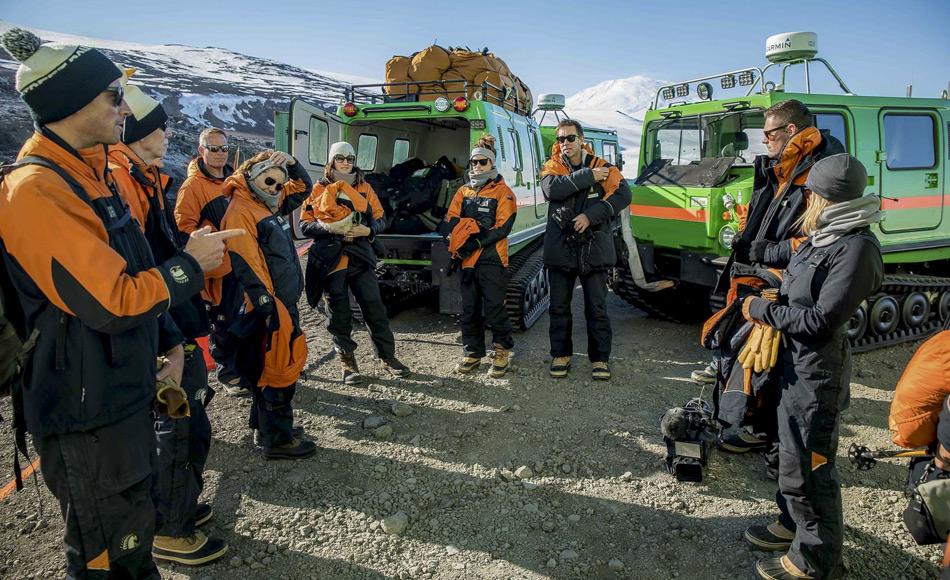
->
xmin=645 ymin=109 xmax=768 ymax=166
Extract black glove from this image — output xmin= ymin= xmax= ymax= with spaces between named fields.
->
xmin=749 ymin=240 xmax=773 ymax=264
xmin=731 ymin=237 xmax=751 ymax=263
xmin=459 ymin=237 xmax=481 ymax=258
xmin=445 ymin=258 xmax=461 ymax=277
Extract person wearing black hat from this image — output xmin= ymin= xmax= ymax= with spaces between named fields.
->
xmin=739 ymin=154 xmax=883 ymax=579
xmin=0 ymin=28 xmax=238 ymax=578
xmin=109 ymin=82 xmax=228 ymax=566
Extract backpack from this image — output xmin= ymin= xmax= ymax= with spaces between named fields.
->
xmin=0 ymin=155 xmax=90 ymax=491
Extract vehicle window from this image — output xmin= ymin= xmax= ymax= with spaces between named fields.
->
xmin=603 ymin=142 xmax=618 ymax=165
xmin=647 ymin=110 xmax=770 ymax=166
xmin=650 ymin=117 xmax=702 ymax=165
xmin=356 ymin=134 xmax=378 ymax=171
xmin=308 ymin=116 xmax=329 ymax=166
xmin=883 ymin=114 xmax=936 ymax=170
xmin=508 ymin=128 xmax=523 ymax=171
xmin=393 ymin=138 xmax=410 ymax=165
xmin=814 ymin=113 xmax=848 ymax=151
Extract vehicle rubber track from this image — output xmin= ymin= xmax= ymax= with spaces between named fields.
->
xmin=850 ymin=273 xmax=950 ymax=353
xmin=505 ymin=238 xmax=548 ymax=331
xmin=608 ymin=264 xmax=711 ymax=324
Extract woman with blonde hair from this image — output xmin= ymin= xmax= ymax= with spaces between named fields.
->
xmin=221 ymin=148 xmax=315 ymax=459
xmin=739 ymin=154 xmax=883 ymax=580
xmin=300 ymin=142 xmax=408 ymax=385
xmin=440 ymin=134 xmax=517 ymax=377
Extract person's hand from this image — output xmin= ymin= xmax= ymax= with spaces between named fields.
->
xmin=184 ymin=226 xmax=245 ymax=272
xmin=459 ymin=238 xmax=480 ymax=257
xmin=749 ymin=240 xmax=773 ymax=264
xmin=255 ymin=293 xmax=275 ymax=317
xmin=573 ymin=213 xmax=591 ymax=233
xmin=731 ymin=237 xmax=750 ymax=263
xmin=348 ymin=224 xmax=372 ymax=238
xmin=156 ymin=344 xmax=185 ymax=388
xmin=591 ymin=167 xmax=610 ymax=182
xmin=268 ymin=150 xmax=296 ymax=166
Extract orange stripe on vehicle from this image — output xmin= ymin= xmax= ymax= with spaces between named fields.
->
xmin=0 ymin=458 xmax=40 ymax=502
xmin=880 ymin=195 xmax=946 ymax=210
xmin=630 ymin=204 xmax=706 ymax=222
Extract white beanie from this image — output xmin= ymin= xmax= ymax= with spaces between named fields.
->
xmin=328 ymin=141 xmax=355 ymax=160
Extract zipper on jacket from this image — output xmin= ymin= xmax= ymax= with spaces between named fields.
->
xmin=55 ymin=311 xmax=67 ymax=371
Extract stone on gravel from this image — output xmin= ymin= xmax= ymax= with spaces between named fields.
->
xmin=446 ymin=545 xmax=460 ymax=555
xmin=363 ymin=416 xmax=388 ymax=429
xmin=391 ymin=401 xmax=413 ymax=417
xmin=560 ymin=549 xmax=578 ymax=561
xmin=514 ymin=465 xmax=534 ymax=479
xmin=230 ymin=556 xmax=243 ymax=568
xmin=608 ymin=558 xmax=625 ymax=571
xmin=381 ymin=511 xmax=408 ymax=535
xmin=542 ymin=520 xmax=556 ymax=533
xmin=546 ymin=558 xmax=557 ymax=568
xmin=373 ymin=425 xmax=394 ymax=439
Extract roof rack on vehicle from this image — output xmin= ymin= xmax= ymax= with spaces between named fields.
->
xmin=343 ymin=79 xmax=531 ymax=116
xmin=652 ymin=32 xmax=854 ymax=109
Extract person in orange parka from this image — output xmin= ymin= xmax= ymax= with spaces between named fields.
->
xmin=221 ymin=149 xmax=314 ymax=459
xmin=888 ymin=330 xmax=950 ymax=551
xmin=439 ymin=134 xmax=516 ymax=378
xmin=300 ymin=141 xmax=408 ymax=385
xmin=174 ymin=127 xmax=247 ymax=395
xmin=108 ymin=82 xmax=228 ymax=564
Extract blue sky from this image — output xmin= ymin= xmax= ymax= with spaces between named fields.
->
xmin=3 ymin=0 xmax=948 ymax=99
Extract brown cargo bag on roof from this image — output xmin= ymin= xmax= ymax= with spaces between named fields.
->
xmin=487 ymin=53 xmax=512 ymax=77
xmin=384 ymin=55 xmax=418 ymax=96
xmin=450 ymin=49 xmax=491 ymax=82
xmin=409 ymin=45 xmax=451 ymax=81
xmin=440 ymin=69 xmax=470 ymax=99
xmin=417 ymin=82 xmax=448 ymax=102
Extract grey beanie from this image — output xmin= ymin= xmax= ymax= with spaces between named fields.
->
xmin=805 ymin=153 xmax=868 ymax=202
xmin=329 ymin=141 xmax=355 ymax=160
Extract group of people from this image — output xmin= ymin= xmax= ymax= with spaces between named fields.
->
xmin=0 ymin=28 xmax=946 ymax=580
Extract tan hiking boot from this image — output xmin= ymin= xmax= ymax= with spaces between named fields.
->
xmin=489 ymin=346 xmax=511 ymax=378
xmin=550 ymin=356 xmax=571 ymax=378
xmin=456 ymin=356 xmax=481 ymax=374
xmin=592 ymin=361 xmax=611 ymax=381
xmin=339 ymin=351 xmax=361 ymax=385
xmin=152 ymin=530 xmax=228 ymax=566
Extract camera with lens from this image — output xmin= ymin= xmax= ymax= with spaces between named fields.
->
xmin=660 ymin=398 xmax=718 ymax=482
xmin=551 ymin=205 xmax=593 ymax=246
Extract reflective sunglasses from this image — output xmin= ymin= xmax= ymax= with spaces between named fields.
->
xmin=470 ymin=158 xmax=491 ymax=167
xmin=556 ymin=134 xmax=579 ymax=144
xmin=334 ymin=155 xmax=356 ymax=163
xmin=264 ymin=176 xmax=285 ymax=191
xmin=104 ymin=85 xmax=124 ymax=107
xmin=762 ymin=125 xmax=789 ymax=141
xmin=204 ymin=144 xmax=230 ymax=153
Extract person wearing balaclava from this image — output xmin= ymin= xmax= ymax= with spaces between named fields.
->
xmin=220 ymin=149 xmax=316 ymax=459
xmin=739 ymin=154 xmax=883 ymax=580
xmin=299 ymin=141 xmax=409 ymax=385
xmin=438 ymin=134 xmax=517 ymax=377
xmin=0 ymin=28 xmax=235 ymax=578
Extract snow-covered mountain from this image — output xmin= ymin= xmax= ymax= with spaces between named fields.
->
xmin=560 ymin=75 xmax=667 ymax=175
xmin=0 ymin=20 xmax=360 ymax=137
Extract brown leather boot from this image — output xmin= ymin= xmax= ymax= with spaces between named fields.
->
xmin=339 ymin=351 xmax=361 ymax=385
xmin=489 ymin=345 xmax=511 ymax=378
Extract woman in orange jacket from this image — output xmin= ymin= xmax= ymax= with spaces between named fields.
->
xmin=439 ymin=135 xmax=517 ymax=377
xmin=300 ymin=141 xmax=408 ymax=385
xmin=221 ymin=149 xmax=314 ymax=459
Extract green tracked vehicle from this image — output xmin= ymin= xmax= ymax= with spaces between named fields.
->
xmin=614 ymin=31 xmax=950 ymax=351
xmin=273 ymin=82 xmax=622 ymax=329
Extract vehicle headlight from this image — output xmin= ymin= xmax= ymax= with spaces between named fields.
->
xmin=433 ymin=96 xmax=450 ymax=112
xmin=719 ymin=225 xmax=736 ymax=249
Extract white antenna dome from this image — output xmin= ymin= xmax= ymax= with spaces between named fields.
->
xmin=765 ymin=32 xmax=818 ymax=63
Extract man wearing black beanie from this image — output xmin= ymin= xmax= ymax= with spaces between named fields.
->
xmin=109 ymin=81 xmax=228 ymax=566
xmin=0 ymin=28 xmax=239 ymax=578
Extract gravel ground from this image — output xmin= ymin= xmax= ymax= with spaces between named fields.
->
xmin=0 ymin=288 xmax=943 ymax=579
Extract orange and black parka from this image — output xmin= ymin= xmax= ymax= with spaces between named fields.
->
xmin=889 ymin=330 xmax=950 ymax=449
xmin=220 ymin=163 xmax=311 ymax=387
xmin=109 ymin=142 xmax=210 ymax=340
xmin=439 ymin=176 xmax=517 ymax=269
xmin=0 ymin=128 xmax=205 ymax=436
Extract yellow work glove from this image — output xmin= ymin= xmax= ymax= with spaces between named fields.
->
xmin=156 ymin=378 xmax=190 ymax=418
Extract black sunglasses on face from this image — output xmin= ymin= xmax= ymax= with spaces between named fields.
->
xmin=763 ymin=125 xmax=789 ymax=141
xmin=556 ymin=134 xmax=579 ymax=144
xmin=470 ymin=158 xmax=491 ymax=167
xmin=205 ymin=144 xmax=230 ymax=153
xmin=334 ymin=155 xmax=356 ymax=163
xmin=105 ymin=85 xmax=124 ymax=107
xmin=264 ymin=177 xmax=284 ymax=191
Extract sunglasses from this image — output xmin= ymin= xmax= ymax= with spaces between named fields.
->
xmin=556 ymin=134 xmax=579 ymax=144
xmin=264 ymin=176 xmax=284 ymax=191
xmin=204 ymin=144 xmax=230 ymax=153
xmin=470 ymin=158 xmax=491 ymax=167
xmin=763 ymin=125 xmax=789 ymax=141
xmin=104 ymin=85 xmax=124 ymax=107
xmin=334 ymin=155 xmax=356 ymax=163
